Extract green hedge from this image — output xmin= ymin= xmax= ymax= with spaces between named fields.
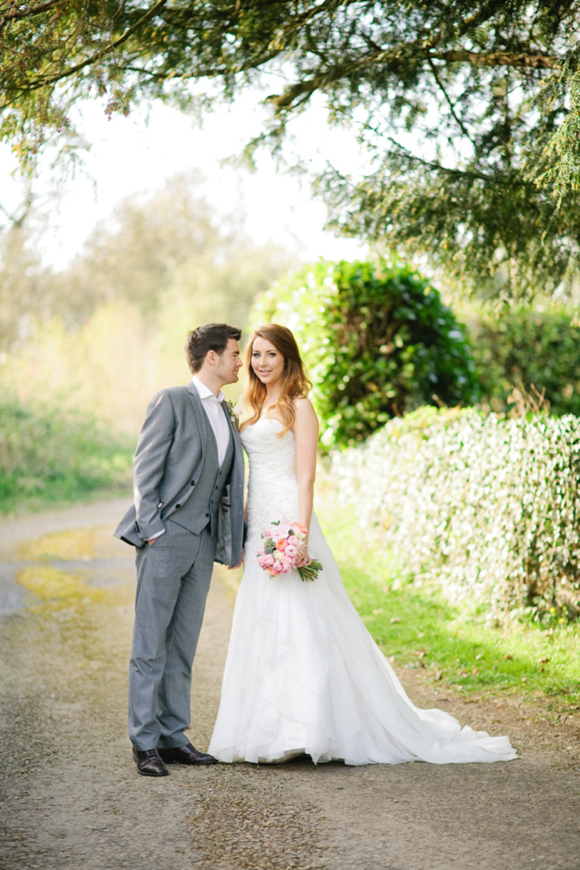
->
xmin=0 ymin=399 xmax=133 ymax=511
xmin=252 ymin=259 xmax=479 ymax=448
xmin=328 ymin=407 xmax=580 ymax=624
xmin=469 ymin=306 xmax=580 ymax=416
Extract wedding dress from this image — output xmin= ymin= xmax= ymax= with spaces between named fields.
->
xmin=208 ymin=418 xmax=517 ymax=765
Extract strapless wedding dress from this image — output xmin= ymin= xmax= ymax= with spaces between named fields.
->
xmin=208 ymin=419 xmax=517 ymax=765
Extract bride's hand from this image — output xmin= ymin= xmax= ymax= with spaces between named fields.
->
xmin=295 ymin=542 xmax=312 ymax=568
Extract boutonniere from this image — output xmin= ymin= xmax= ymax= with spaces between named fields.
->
xmin=225 ymin=399 xmax=240 ymax=431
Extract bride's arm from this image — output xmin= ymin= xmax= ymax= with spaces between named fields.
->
xmin=292 ymin=397 xmax=319 ymax=565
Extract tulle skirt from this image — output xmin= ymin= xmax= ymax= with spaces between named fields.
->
xmin=208 ymin=516 xmax=517 ymax=766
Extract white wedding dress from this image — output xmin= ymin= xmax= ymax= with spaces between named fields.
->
xmin=208 ymin=419 xmax=517 ymax=765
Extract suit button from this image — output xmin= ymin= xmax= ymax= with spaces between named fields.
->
xmin=205 ymin=512 xmax=210 ymax=517
xmin=190 ymin=480 xmax=195 ymax=486
xmin=175 ymin=504 xmax=181 ymax=509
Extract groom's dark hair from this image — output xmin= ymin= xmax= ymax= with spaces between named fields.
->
xmin=185 ymin=323 xmax=242 ymax=373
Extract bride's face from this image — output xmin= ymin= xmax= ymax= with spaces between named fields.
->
xmin=251 ymin=336 xmax=285 ymax=388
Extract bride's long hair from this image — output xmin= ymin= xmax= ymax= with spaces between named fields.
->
xmin=242 ymin=324 xmax=312 ymax=435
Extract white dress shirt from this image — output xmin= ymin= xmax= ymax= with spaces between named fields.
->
xmin=192 ymin=376 xmax=231 ymax=467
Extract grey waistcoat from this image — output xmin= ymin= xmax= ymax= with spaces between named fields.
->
xmin=169 ymin=411 xmax=234 ymax=536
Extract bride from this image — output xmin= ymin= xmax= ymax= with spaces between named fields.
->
xmin=208 ymin=324 xmax=516 ymax=765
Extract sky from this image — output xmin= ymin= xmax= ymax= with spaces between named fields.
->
xmin=1 ymin=87 xmax=368 ymax=270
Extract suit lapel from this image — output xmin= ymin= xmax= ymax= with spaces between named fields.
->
xmin=186 ymin=381 xmax=208 ymax=456
xmin=220 ymin=400 xmax=242 ymax=458
xmin=220 ymin=400 xmax=234 ymax=438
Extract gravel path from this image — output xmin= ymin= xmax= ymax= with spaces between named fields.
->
xmin=0 ymin=501 xmax=579 ymax=870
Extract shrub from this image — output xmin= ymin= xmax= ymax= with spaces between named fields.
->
xmin=0 ymin=399 xmax=133 ymax=511
xmin=469 ymin=306 xmax=580 ymax=416
xmin=252 ymin=259 xmax=479 ymax=448
xmin=328 ymin=408 xmax=580 ymax=624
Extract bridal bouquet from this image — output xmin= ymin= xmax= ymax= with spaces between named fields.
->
xmin=257 ymin=519 xmax=323 ymax=582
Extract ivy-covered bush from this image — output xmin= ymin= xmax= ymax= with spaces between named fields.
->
xmin=328 ymin=408 xmax=580 ymax=624
xmin=252 ymin=260 xmax=479 ymax=448
xmin=469 ymin=306 xmax=580 ymax=416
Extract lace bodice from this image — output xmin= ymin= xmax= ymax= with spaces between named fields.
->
xmin=242 ymin=418 xmax=300 ymax=531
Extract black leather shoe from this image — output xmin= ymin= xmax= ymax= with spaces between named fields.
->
xmin=157 ymin=743 xmax=218 ymax=765
xmin=132 ymin=747 xmax=169 ymax=777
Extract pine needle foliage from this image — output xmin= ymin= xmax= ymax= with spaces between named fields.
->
xmin=2 ymin=2 xmax=580 ymax=297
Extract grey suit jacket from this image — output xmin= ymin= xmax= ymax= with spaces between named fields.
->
xmin=114 ymin=382 xmax=244 ymax=567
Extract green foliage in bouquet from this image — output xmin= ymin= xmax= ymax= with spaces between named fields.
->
xmin=469 ymin=307 xmax=580 ymax=417
xmin=330 ymin=408 xmax=580 ymax=625
xmin=252 ymin=260 xmax=479 ymax=448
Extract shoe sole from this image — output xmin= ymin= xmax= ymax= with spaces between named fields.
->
xmin=136 ymin=767 xmax=170 ymax=776
xmin=161 ymin=758 xmax=217 ymax=765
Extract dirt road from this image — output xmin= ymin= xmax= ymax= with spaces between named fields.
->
xmin=0 ymin=501 xmax=579 ymax=870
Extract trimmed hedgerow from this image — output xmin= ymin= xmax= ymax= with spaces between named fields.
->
xmin=252 ymin=259 xmax=479 ymax=449
xmin=329 ymin=407 xmax=580 ymax=624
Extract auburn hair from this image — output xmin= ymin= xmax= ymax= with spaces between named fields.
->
xmin=242 ymin=324 xmax=312 ymax=435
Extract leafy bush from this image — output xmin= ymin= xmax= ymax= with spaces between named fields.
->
xmin=469 ymin=306 xmax=580 ymax=416
xmin=328 ymin=408 xmax=580 ymax=624
xmin=0 ymin=399 xmax=133 ymax=512
xmin=252 ymin=259 xmax=479 ymax=448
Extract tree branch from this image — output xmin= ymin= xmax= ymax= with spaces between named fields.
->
xmin=10 ymin=0 xmax=167 ymax=95
xmin=267 ymin=44 xmax=563 ymax=113
xmin=429 ymin=49 xmax=560 ymax=70
xmin=427 ymin=56 xmax=477 ymax=150
xmin=382 ymin=136 xmax=498 ymax=184
xmin=0 ymin=0 xmax=61 ymax=35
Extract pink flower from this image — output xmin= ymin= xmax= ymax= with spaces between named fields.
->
xmin=257 ymin=519 xmax=317 ymax=580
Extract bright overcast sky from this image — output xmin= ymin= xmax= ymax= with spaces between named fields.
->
xmin=2 ymin=87 xmax=368 ymax=270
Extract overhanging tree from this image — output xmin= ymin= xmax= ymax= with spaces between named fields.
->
xmin=2 ymin=1 xmax=580 ymax=297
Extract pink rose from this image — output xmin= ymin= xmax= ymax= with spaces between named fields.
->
xmin=285 ymin=544 xmax=297 ymax=559
xmin=262 ymin=554 xmax=275 ymax=567
xmin=272 ymin=561 xmax=284 ymax=573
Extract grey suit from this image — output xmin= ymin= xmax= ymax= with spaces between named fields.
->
xmin=114 ymin=382 xmax=244 ymax=750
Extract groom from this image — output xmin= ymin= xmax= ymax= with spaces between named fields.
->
xmin=115 ymin=323 xmax=245 ymax=777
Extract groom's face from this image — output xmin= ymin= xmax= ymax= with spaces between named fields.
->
xmin=215 ymin=339 xmax=243 ymax=386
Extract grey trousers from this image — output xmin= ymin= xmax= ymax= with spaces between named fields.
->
xmin=128 ymin=519 xmax=216 ymax=750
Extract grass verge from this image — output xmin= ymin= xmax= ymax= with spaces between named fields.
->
xmin=317 ymin=496 xmax=580 ymax=708
xmin=0 ymin=398 xmax=133 ymax=515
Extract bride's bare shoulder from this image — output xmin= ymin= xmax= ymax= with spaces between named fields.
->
xmin=292 ymin=396 xmax=319 ymax=428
